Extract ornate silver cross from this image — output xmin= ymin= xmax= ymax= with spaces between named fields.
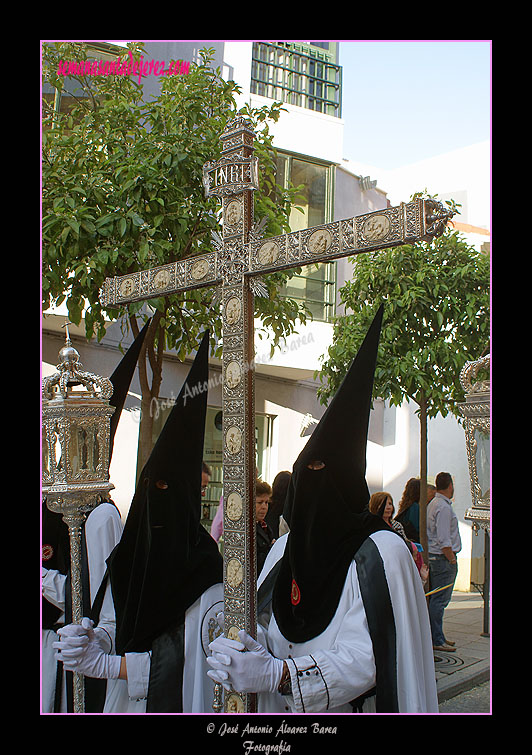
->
xmin=101 ymin=116 xmax=452 ymax=712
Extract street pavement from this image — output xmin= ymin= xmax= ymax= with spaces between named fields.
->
xmin=438 ymin=681 xmax=490 ymax=713
xmin=433 ymin=590 xmax=491 ymax=712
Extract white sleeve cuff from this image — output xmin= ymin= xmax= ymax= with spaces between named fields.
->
xmin=42 ymin=568 xmax=66 ymax=610
xmin=285 ymin=656 xmax=331 ymax=713
xmin=124 ymin=652 xmax=152 ymax=700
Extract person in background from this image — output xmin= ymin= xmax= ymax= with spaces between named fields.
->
xmin=395 ymin=478 xmax=421 ymax=541
xmin=201 ymin=462 xmax=211 ymax=498
xmin=395 ymin=478 xmax=436 ymax=542
xmin=265 ymin=471 xmax=291 ymax=540
xmin=427 ymin=471 xmax=461 ymax=653
xmin=369 ymin=491 xmax=428 ymax=585
xmin=369 ymin=491 xmax=406 ymax=536
xmin=256 ymin=480 xmax=275 ymax=575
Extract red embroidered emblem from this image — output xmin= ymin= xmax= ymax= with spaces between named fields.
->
xmin=291 ymin=579 xmax=301 ymax=605
xmin=42 ymin=544 xmax=54 ymax=561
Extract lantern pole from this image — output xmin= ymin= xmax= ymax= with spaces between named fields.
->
xmin=42 ymin=322 xmax=115 ymax=713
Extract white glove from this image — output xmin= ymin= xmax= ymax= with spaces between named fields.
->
xmin=56 ymin=618 xmax=112 ymax=654
xmin=53 ymin=619 xmax=121 ymax=680
xmin=207 ymin=630 xmax=284 ymax=694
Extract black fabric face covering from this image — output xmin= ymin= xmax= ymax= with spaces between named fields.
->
xmin=273 ymin=464 xmax=389 ymax=643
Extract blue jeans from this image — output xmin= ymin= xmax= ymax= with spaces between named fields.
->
xmin=428 ymin=554 xmax=458 ymax=646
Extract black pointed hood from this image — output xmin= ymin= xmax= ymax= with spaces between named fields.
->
xmin=272 ymin=304 xmax=390 ymax=643
xmin=109 ymin=331 xmax=223 ymax=655
xmin=108 ymin=319 xmax=151 ymax=459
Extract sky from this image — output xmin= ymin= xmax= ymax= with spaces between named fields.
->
xmin=338 ymin=40 xmax=491 ymax=170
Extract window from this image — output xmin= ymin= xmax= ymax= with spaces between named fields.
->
xmin=201 ymin=409 xmax=274 ymax=529
xmin=275 ymin=153 xmax=337 ymax=322
xmin=251 ymin=41 xmax=342 ymax=117
xmin=282 ymin=264 xmax=336 ymax=322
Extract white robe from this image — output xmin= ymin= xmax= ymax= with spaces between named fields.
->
xmin=105 ymin=582 xmax=224 ymax=713
xmin=256 ymin=530 xmax=438 ymax=714
xmin=41 ymin=502 xmax=126 ymax=712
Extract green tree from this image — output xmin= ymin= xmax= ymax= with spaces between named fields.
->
xmin=317 ymin=197 xmax=489 ymax=557
xmin=42 ymin=42 xmax=308 ymax=468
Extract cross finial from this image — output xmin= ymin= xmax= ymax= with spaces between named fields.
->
xmin=62 ymin=319 xmax=73 ymax=345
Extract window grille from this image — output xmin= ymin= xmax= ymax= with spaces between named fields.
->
xmin=251 ymin=41 xmax=342 ymax=117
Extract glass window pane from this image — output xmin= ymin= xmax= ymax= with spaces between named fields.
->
xmin=289 ymin=158 xmax=327 ymax=231
xmin=272 ymin=154 xmax=336 ymax=323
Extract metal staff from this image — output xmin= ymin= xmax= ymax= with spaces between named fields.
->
xmin=42 ymin=322 xmax=115 ymax=712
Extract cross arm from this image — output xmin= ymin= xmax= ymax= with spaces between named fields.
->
xmin=100 ymin=251 xmax=221 ymax=308
xmin=100 ymin=199 xmax=453 ymax=308
xmin=247 ymin=198 xmax=454 ymax=276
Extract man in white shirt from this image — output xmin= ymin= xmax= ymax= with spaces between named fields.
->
xmin=426 ymin=471 xmax=462 ymax=652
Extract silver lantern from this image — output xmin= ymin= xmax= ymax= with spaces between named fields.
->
xmin=459 ymin=353 xmax=490 ymax=636
xmin=42 ymin=322 xmax=115 ymax=712
xmin=459 ymin=354 xmax=490 ymax=531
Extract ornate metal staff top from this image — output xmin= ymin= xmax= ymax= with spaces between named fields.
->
xmin=42 ymin=321 xmax=115 ymax=712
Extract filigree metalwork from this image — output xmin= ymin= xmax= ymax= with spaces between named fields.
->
xmin=101 ymin=199 xmax=453 ymax=309
xmin=43 ymin=327 xmax=113 ymax=402
xmin=460 ymin=355 xmax=490 ymax=395
xmin=249 ymin=276 xmax=268 ymax=298
xmin=218 ymin=241 xmax=249 ymax=283
xmin=42 ymin=324 xmax=115 ymax=712
xmin=459 ymin=355 xmax=490 ymax=533
xmin=424 ymin=198 xmax=455 ymax=238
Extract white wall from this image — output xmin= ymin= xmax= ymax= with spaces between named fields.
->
xmin=109 ymin=408 xmax=141 ymax=521
xmin=342 ymin=140 xmax=490 ymax=230
xmin=255 ymin=319 xmax=333 ymax=373
xmin=372 ymin=399 xmax=473 ymax=590
xmin=250 ymin=93 xmax=344 ymax=165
